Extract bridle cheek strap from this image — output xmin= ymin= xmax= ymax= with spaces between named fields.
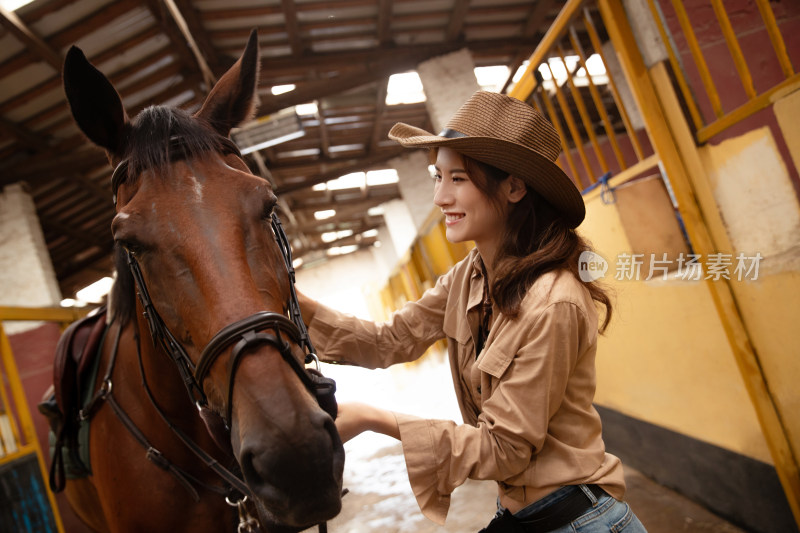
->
xmin=219 ymin=323 xmax=316 ymax=425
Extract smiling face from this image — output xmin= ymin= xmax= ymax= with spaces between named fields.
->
xmin=433 ymin=147 xmax=523 ymax=264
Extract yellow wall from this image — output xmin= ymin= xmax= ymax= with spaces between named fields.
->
xmin=729 ymin=271 xmax=800 ymax=459
xmin=374 ymin=174 xmax=793 ymax=465
xmin=580 ymin=190 xmax=773 ymax=462
xmin=693 ymin=108 xmax=800 ymax=467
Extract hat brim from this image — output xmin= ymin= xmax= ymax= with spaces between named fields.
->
xmin=389 ymin=122 xmax=585 ymax=228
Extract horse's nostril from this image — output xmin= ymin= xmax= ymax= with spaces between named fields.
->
xmin=321 ymin=412 xmax=342 ymax=450
xmin=235 ymin=412 xmax=345 ymax=527
xmin=238 ymin=449 xmax=260 ymax=486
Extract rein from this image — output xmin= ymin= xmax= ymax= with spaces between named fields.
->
xmin=96 ymin=137 xmax=336 ymax=532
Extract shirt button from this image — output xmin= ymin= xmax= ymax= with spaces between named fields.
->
xmin=477 ymin=386 xmax=482 ymax=394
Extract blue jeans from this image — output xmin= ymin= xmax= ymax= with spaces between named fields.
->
xmin=500 ymin=484 xmax=648 ymax=532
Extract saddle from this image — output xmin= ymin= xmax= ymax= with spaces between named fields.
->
xmin=38 ymin=306 xmax=108 ymax=492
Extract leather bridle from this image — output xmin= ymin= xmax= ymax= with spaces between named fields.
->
xmin=124 ymin=213 xmax=320 ymax=426
xmin=107 ymin=136 xmax=337 ymax=531
xmin=113 ymin=136 xmax=323 ymax=424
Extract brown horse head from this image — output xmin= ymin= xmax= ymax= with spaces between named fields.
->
xmin=63 ymin=30 xmax=344 ymax=529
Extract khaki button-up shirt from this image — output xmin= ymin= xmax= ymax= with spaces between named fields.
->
xmin=309 ymin=248 xmax=625 ymax=524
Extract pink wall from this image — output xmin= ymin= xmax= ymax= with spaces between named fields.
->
xmin=655 ymin=0 xmax=800 ymax=195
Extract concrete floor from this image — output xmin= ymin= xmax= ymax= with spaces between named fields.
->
xmin=323 ymin=443 xmax=747 ymax=533
xmin=623 ymin=466 xmax=745 ymax=533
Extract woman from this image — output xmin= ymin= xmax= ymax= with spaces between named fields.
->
xmin=299 ymin=91 xmax=647 ymax=532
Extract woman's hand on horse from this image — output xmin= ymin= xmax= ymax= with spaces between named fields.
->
xmin=335 ymin=402 xmax=400 ymax=443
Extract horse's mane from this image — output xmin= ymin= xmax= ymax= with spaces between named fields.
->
xmin=111 ymin=105 xmax=226 ymax=325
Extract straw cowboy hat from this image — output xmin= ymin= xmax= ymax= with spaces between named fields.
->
xmin=388 ymin=91 xmax=585 ymax=228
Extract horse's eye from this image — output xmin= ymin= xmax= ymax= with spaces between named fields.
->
xmin=116 ymin=239 xmax=145 ymax=256
xmin=261 ymin=202 xmax=276 ymax=221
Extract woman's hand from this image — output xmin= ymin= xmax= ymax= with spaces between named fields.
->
xmin=335 ymin=402 xmax=400 ymax=443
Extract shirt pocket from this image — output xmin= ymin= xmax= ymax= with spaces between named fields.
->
xmin=442 ymin=305 xmax=472 ymax=346
xmin=476 ymin=343 xmax=515 ymax=380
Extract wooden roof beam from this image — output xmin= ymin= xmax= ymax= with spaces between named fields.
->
xmin=173 ymin=0 xmax=222 ymax=69
xmin=315 ymin=105 xmax=331 ymax=159
xmin=0 ymin=27 xmax=163 ymax=117
xmin=281 ymin=0 xmax=304 ymax=57
xmin=446 ymin=0 xmax=471 ymax=41
xmin=163 ymin=0 xmax=217 ymax=86
xmin=258 ymin=43 xmax=479 ymax=115
xmin=377 ymin=0 xmax=393 ymax=45
xmin=501 ymin=0 xmax=557 ymax=93
xmin=250 ymin=38 xmax=526 ymax=72
xmin=142 ymin=0 xmax=208 ymax=88
xmin=0 ymin=115 xmax=46 ymax=152
xmin=49 ymin=0 xmax=140 ymax=50
xmin=301 ymin=221 xmax=382 ymax=240
xmin=368 ymin=78 xmax=389 ymax=153
xmin=0 ymin=5 xmax=62 ymax=69
xmin=295 ymin=235 xmax=378 ymax=256
xmin=278 ymin=148 xmax=405 ymax=194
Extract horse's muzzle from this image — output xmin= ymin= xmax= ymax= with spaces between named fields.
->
xmin=237 ymin=408 xmax=345 ymax=527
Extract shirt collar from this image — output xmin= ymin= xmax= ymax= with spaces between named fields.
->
xmin=467 ymin=249 xmax=485 ymax=312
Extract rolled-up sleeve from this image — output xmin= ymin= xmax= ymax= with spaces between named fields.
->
xmin=308 ymin=270 xmax=452 ymax=368
xmin=395 ymin=300 xmax=589 ymax=523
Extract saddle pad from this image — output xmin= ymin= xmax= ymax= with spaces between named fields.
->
xmin=47 ymin=341 xmax=104 ymax=479
xmin=41 ymin=307 xmax=109 ymax=488
xmin=52 ymin=307 xmax=107 ymax=417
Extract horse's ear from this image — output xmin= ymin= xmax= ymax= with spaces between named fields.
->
xmin=63 ymin=46 xmax=129 ymax=156
xmin=195 ymin=29 xmax=260 ymax=136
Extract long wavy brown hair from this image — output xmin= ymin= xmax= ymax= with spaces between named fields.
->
xmin=436 ymin=149 xmax=613 ymax=332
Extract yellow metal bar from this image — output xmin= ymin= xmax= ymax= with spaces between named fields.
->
xmin=0 ymin=306 xmax=89 ymax=322
xmin=557 ymin=44 xmax=609 ymax=176
xmin=0 ymin=324 xmax=23 ymax=450
xmin=599 ymin=0 xmax=800 ymax=525
xmin=546 ymin=62 xmax=594 ymax=187
xmin=0 ymin=325 xmax=36 ymax=446
xmin=582 ymin=154 xmax=659 ymax=203
xmin=0 ymin=323 xmax=66 ymax=532
xmin=535 ymin=90 xmax=581 ymax=185
xmin=754 ymin=0 xmax=794 ymax=78
xmin=697 ymin=73 xmax=800 ymax=143
xmin=644 ymin=0 xmax=704 ymax=130
xmin=669 ymin=0 xmax=724 ymax=117
xmin=569 ymin=26 xmax=627 ymax=170
xmin=709 ymin=0 xmax=756 ymax=99
xmin=583 ymin=9 xmax=645 ymax=161
xmin=509 ymin=0 xmax=584 ymax=100
xmin=0 ymin=443 xmax=38 ymax=463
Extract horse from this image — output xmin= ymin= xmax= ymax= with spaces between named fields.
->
xmin=49 ymin=30 xmax=345 ymax=532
